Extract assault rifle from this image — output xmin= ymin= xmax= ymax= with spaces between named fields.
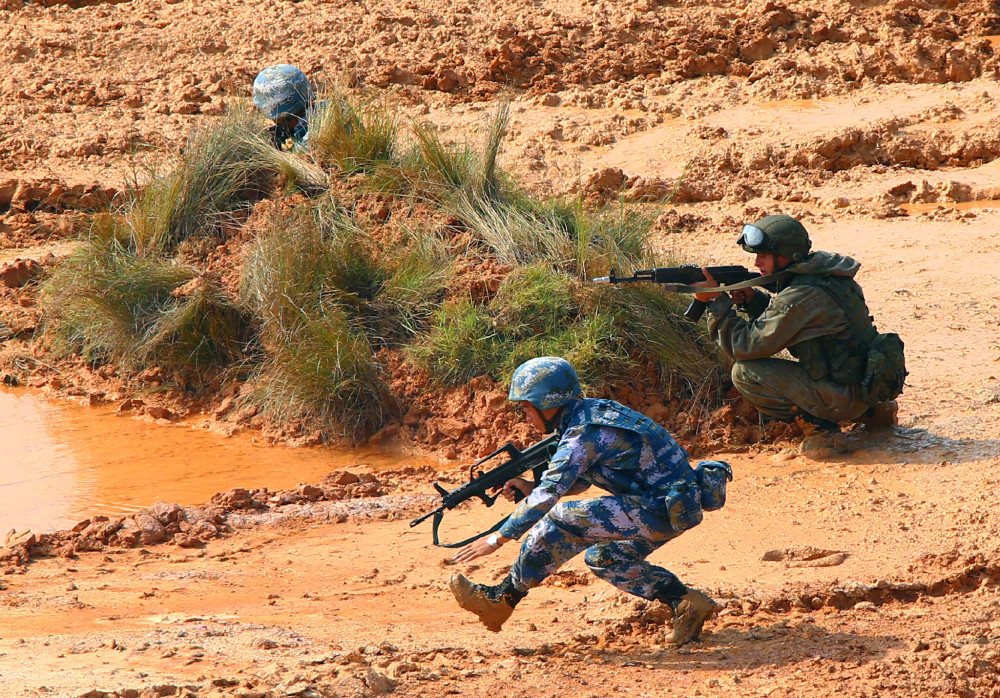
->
xmin=593 ymin=265 xmax=760 ymax=321
xmin=409 ymin=433 xmax=559 ymax=548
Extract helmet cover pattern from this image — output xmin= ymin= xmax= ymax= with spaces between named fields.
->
xmin=253 ymin=65 xmax=313 ymax=120
xmin=508 ymin=357 xmax=582 ymax=411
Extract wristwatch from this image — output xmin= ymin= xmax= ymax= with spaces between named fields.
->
xmin=487 ymin=533 xmax=501 ymax=547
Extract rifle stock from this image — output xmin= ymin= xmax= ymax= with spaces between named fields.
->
xmin=593 ymin=264 xmax=759 ymax=321
xmin=409 ymin=433 xmax=560 ymax=548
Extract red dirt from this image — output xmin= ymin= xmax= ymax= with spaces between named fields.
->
xmin=2 ymin=0 xmax=1000 ymax=696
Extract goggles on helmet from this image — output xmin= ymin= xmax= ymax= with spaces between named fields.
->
xmin=738 ymin=223 xmax=770 ymax=249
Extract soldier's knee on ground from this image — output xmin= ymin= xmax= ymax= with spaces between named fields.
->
xmin=730 ymin=361 xmax=753 ymax=391
xmin=583 ymin=546 xmax=617 ymax=572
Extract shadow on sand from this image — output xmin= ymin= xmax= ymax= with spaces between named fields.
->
xmin=539 ymin=619 xmax=901 ymax=674
xmin=803 ymin=425 xmax=1000 ymax=466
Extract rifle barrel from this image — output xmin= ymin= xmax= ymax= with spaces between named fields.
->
xmin=409 ymin=507 xmax=441 ymax=527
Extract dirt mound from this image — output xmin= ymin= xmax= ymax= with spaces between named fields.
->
xmin=0 ymin=469 xmax=398 ymax=570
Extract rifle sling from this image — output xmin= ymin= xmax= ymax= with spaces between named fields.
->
xmin=431 ymin=510 xmax=510 ymax=549
xmin=658 ymin=270 xmax=792 ymax=294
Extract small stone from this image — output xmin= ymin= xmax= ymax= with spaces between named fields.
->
xmin=436 ymin=70 xmax=460 ymax=93
xmin=0 ymin=259 xmax=41 ymax=288
xmin=325 ymin=471 xmax=360 ymax=486
xmin=365 ymin=668 xmax=398 ymax=694
xmin=4 ymin=530 xmax=35 ymax=548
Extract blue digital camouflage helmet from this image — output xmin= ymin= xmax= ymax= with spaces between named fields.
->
xmin=508 ymin=357 xmax=582 ymax=411
xmin=252 ymin=64 xmax=314 ymax=120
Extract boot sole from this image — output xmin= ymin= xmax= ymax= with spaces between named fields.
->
xmin=449 ymin=574 xmax=513 ymax=633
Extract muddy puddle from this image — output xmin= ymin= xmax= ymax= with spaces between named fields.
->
xmin=0 ymin=388 xmax=426 ymax=533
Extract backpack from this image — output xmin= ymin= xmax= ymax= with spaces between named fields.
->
xmin=695 ymin=460 xmax=733 ymax=512
xmin=861 ymin=332 xmax=907 ymax=405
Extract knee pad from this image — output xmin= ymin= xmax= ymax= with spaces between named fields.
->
xmin=584 ymin=546 xmax=616 ymax=570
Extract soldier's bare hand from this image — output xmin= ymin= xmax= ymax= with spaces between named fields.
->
xmin=501 ymin=478 xmax=534 ymax=502
xmin=451 ymin=535 xmax=509 ymax=563
xmin=692 ymin=267 xmax=721 ymax=302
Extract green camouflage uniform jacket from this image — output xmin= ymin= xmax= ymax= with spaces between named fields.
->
xmin=704 ymin=251 xmax=873 ymax=424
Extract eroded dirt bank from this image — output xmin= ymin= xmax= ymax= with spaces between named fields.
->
xmin=3 ymin=0 xmax=1000 ymax=696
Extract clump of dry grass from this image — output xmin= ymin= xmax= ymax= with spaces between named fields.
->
xmin=39 ymin=107 xmax=327 ymax=383
xmin=412 ymin=257 xmax=722 ymax=397
xmin=126 ymin=107 xmax=326 ymax=255
xmin=239 ymin=200 xmax=449 ymax=439
xmin=307 ymin=90 xmax=400 ymax=174
xmin=42 ymin=222 xmax=248 ymax=375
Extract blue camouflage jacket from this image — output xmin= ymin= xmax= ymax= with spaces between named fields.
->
xmin=498 ymin=398 xmax=703 ymax=539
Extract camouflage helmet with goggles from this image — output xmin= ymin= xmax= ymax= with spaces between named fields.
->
xmin=253 ymin=64 xmax=313 ymax=121
xmin=508 ymin=357 xmax=581 ymax=411
xmin=738 ymin=214 xmax=811 ymax=262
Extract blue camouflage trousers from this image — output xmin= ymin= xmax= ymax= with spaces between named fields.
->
xmin=508 ymin=495 xmax=685 ymax=600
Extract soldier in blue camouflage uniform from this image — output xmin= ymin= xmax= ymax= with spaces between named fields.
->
xmin=450 ymin=357 xmax=726 ymax=646
xmin=252 ymin=64 xmax=315 ymax=150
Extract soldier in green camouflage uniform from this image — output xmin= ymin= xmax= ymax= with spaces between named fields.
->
xmin=694 ymin=214 xmax=896 ymax=431
xmin=448 ymin=357 xmax=728 ymax=646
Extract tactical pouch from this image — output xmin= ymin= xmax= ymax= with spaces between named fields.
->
xmin=695 ymin=460 xmax=733 ymax=512
xmin=659 ymin=478 xmax=704 ymax=531
xmin=861 ymin=332 xmax=907 ymax=405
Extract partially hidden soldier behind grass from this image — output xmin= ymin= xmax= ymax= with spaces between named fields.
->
xmin=449 ymin=357 xmax=732 ymax=646
xmin=693 ymin=215 xmax=905 ymax=443
xmin=252 ymin=64 xmax=316 ymax=150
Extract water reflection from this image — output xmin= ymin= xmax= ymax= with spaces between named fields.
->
xmin=0 ymin=388 xmax=425 ymax=533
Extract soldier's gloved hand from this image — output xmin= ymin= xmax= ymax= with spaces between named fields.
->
xmin=500 ymin=478 xmax=534 ymax=502
xmin=730 ymin=288 xmax=755 ymax=306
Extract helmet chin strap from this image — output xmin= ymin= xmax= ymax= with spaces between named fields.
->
xmin=541 ymin=406 xmax=565 ymax=434
xmin=774 ymin=253 xmax=799 ymax=271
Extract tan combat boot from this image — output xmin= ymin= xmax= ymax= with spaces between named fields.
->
xmin=860 ymin=399 xmax=898 ymax=430
xmin=666 ymin=588 xmax=716 ymax=646
xmin=449 ymin=574 xmax=525 ymax=633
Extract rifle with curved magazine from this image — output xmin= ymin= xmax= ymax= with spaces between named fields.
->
xmin=594 ymin=265 xmax=778 ymax=321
